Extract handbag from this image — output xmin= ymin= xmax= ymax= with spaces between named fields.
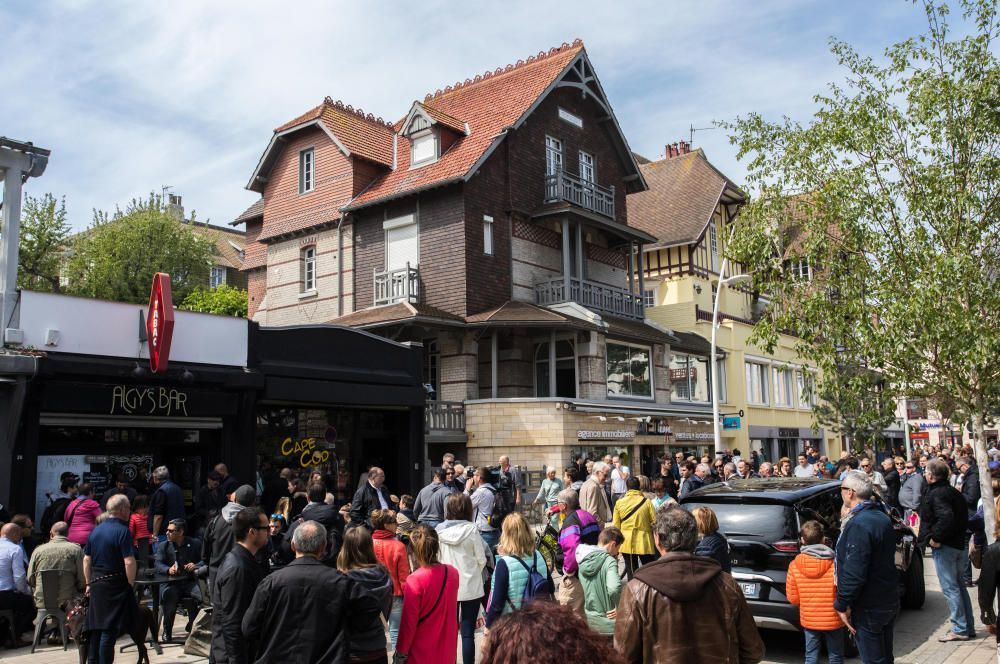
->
xmin=971 ymin=546 xmax=983 ymax=570
xmin=183 ymin=607 xmax=212 ymax=657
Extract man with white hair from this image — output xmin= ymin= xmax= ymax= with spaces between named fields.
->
xmin=243 ymin=521 xmax=352 ymax=661
xmin=834 ymin=471 xmax=898 ymax=661
xmin=580 ymin=461 xmax=611 ymax=526
xmin=758 ymin=462 xmax=774 ymax=478
xmin=0 ymin=522 xmax=33 ymax=646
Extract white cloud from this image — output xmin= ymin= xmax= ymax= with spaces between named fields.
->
xmin=2 ymin=0 xmax=932 ymax=229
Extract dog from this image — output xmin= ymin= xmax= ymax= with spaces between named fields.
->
xmin=64 ymin=595 xmax=158 ymax=664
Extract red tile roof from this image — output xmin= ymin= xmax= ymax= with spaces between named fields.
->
xmin=346 ymin=40 xmax=585 ymax=209
xmin=231 ymin=198 xmax=263 ymax=226
xmin=418 ymin=103 xmax=467 ymax=135
xmin=329 ymin=302 xmax=464 ymax=328
xmin=276 ymin=97 xmax=396 ymax=167
xmin=256 ymin=206 xmax=342 ymax=243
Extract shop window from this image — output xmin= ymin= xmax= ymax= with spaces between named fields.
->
xmin=773 ymin=366 xmax=794 ymax=407
xmin=669 ymin=352 xmax=710 ymax=403
xmin=745 ymin=361 xmax=769 ymax=405
xmin=607 ymin=341 xmax=652 ymax=399
xmin=535 ymin=339 xmax=576 ymax=398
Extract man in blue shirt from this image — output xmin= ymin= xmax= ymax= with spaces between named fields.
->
xmin=148 ymin=465 xmax=185 ymax=544
xmin=0 ymin=523 xmax=33 ymax=646
xmin=84 ymin=494 xmax=138 ymax=663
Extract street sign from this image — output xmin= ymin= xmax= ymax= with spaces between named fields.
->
xmin=723 ymin=416 xmax=741 ymax=430
xmin=146 ymin=272 xmax=175 ymax=373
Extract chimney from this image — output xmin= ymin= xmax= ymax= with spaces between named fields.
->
xmin=679 ymin=140 xmax=690 ymax=155
xmin=166 ymin=193 xmax=185 ymax=222
xmin=665 ymin=143 xmax=675 ymax=158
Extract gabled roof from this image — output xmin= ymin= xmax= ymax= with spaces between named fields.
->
xmin=248 ymin=98 xmax=396 ymax=192
xmin=627 ymin=149 xmax=746 ymax=250
xmin=466 ymin=300 xmax=600 ymax=329
xmin=400 ymin=101 xmax=469 ymax=137
xmin=231 ymin=198 xmax=263 ymax=226
xmin=328 ymin=301 xmax=465 ymax=329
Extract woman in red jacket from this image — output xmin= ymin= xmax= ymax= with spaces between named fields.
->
xmin=395 ymin=525 xmax=459 ymax=663
xmin=64 ymin=483 xmax=102 ymax=546
xmin=371 ymin=509 xmax=410 ymax=649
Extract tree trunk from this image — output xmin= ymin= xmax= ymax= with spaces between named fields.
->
xmin=973 ymin=410 xmax=996 ymax=545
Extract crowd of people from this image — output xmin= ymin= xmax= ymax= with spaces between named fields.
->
xmin=3 ymin=440 xmax=1000 ymax=662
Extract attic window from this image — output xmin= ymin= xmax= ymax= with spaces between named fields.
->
xmin=411 ymin=131 xmax=438 ymax=167
xmin=558 ymin=108 xmax=583 ymax=129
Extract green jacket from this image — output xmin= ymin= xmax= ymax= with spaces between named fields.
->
xmin=577 ymin=544 xmax=622 ymax=635
xmin=26 ymin=536 xmax=85 ymax=609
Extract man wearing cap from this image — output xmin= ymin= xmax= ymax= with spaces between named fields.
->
xmin=203 ymin=485 xmax=258 ymax=588
xmin=148 ymin=466 xmax=185 ymax=546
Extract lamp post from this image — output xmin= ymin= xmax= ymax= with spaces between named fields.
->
xmin=712 ymin=258 xmax=752 ymax=455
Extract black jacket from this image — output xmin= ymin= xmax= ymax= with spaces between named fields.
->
xmin=242 ymin=557 xmax=353 ymax=664
xmin=882 ymin=468 xmax=901 ymax=509
xmin=154 ymin=535 xmax=206 ymax=582
xmin=919 ymin=481 xmax=969 ymax=550
xmin=212 ymin=545 xmax=267 ymax=664
xmin=695 ymin=531 xmax=731 ymax=573
xmin=349 ymin=482 xmax=392 ymax=528
xmin=279 ymin=502 xmax=344 ymax=566
xmin=962 ymin=468 xmax=982 ymax=517
xmin=833 ymin=502 xmax=898 ymax=613
xmin=344 ymin=565 xmax=392 ymax=655
xmin=977 ymin=540 xmax=1000 ymax=629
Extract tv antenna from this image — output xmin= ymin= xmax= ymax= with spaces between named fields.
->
xmin=689 ymin=123 xmax=717 ymax=146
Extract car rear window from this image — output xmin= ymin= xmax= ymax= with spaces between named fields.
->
xmin=684 ymin=502 xmax=797 ymax=542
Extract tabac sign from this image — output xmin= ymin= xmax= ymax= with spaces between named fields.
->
xmin=146 ymin=272 xmax=175 ymax=373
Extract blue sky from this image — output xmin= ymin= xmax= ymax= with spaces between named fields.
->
xmin=2 ymin=0 xmax=936 ymax=231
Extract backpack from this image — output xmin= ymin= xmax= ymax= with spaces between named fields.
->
xmin=41 ymin=497 xmax=71 ymax=539
xmin=484 ymin=486 xmax=509 ymax=529
xmin=507 ymin=552 xmax=553 ymax=608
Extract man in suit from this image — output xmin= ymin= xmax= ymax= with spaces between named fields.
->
xmin=155 ymin=518 xmax=206 ymax=642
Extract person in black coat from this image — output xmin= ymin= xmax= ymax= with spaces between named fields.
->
xmin=242 ymin=521 xmax=353 ymax=663
xmin=349 ymin=467 xmax=391 ymax=529
xmin=278 ymin=482 xmax=344 ymax=566
xmin=154 ymin=518 xmax=206 ymax=641
xmin=977 ymin=518 xmax=1000 ymax=647
xmin=880 ymin=457 xmax=902 ymax=510
xmin=691 ymin=506 xmax=731 ymax=572
xmin=212 ymin=507 xmax=270 ymax=664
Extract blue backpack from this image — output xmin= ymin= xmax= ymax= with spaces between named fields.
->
xmin=507 ymin=552 xmax=553 ymax=607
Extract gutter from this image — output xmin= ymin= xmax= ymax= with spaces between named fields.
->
xmin=337 ymin=215 xmax=346 ymax=318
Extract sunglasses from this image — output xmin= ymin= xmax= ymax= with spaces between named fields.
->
xmin=166 ymin=529 xmax=177 ymax=533
xmin=895 ymin=462 xmax=905 ymax=466
xmin=905 ymin=466 xmax=915 ymax=469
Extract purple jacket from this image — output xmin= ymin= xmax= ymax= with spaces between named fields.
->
xmin=558 ymin=509 xmax=600 ymax=575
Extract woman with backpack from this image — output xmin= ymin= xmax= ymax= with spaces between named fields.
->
xmin=485 ymin=512 xmax=553 ymax=628
xmin=337 ymin=526 xmax=394 ymax=664
xmin=611 ymin=476 xmax=656 ymax=579
xmin=64 ymin=482 xmax=102 ymax=546
xmin=395 ymin=525 xmax=459 ymax=664
xmin=437 ymin=493 xmax=488 ymax=664
xmin=371 ymin=509 xmax=409 ymax=649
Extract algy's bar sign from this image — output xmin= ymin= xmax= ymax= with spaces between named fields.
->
xmin=111 ymin=385 xmax=189 ymax=416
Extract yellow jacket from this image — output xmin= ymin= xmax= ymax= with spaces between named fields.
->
xmin=612 ymin=490 xmax=657 ymax=555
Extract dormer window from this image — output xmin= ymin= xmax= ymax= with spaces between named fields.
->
xmin=411 ymin=130 xmax=438 ymax=167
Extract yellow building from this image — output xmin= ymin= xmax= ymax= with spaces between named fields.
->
xmin=626 ymin=142 xmax=841 ymax=462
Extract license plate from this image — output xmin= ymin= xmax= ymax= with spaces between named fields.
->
xmin=739 ymin=582 xmax=759 ymax=598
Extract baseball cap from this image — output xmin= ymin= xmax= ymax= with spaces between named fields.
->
xmin=60 ymin=472 xmax=80 ymax=483
xmin=233 ymin=485 xmax=257 ymax=507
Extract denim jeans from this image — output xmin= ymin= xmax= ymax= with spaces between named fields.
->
xmin=804 ymin=627 xmax=845 ymax=664
xmin=458 ymin=599 xmax=479 ymax=664
xmin=933 ymin=544 xmax=976 ymax=637
xmin=852 ymin=605 xmax=897 ymax=664
xmin=388 ymin=596 xmax=403 ymax=649
xmin=87 ymin=629 xmax=117 ymax=664
xmin=480 ymin=530 xmax=499 ymax=554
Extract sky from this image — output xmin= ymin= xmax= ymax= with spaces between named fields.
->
xmin=2 ymin=0 xmax=938 ymax=231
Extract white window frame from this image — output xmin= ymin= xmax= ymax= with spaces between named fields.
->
xmin=773 ymin=365 xmax=794 ymax=407
xmin=745 ymin=361 xmax=770 ymax=405
xmin=483 ymin=215 xmax=494 ymax=256
xmin=209 ymin=266 xmax=226 ymax=289
xmin=579 ymin=151 xmax=595 ymax=184
xmin=410 ymin=130 xmax=438 ymax=167
xmin=709 ymin=223 xmax=719 ymax=272
xmin=788 ymin=258 xmax=812 ymax=281
xmin=384 ymin=214 xmax=419 ymax=271
xmin=302 ymin=246 xmax=317 ymax=292
xmin=299 ymin=148 xmax=314 ymax=194
xmin=643 ymin=288 xmax=656 ymax=308
xmin=669 ymin=352 xmax=711 ymax=404
xmin=558 ymin=107 xmax=583 ymax=128
xmin=545 ymin=136 xmax=563 ymax=176
xmin=606 ymin=341 xmax=654 ymax=400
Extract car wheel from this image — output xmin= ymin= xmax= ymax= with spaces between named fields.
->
xmin=901 ymin=550 xmax=926 ymax=609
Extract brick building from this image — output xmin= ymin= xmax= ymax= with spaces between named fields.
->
xmin=234 ymin=40 xmax=717 ymax=476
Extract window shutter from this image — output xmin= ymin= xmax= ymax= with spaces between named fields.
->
xmin=387 ymin=223 xmax=419 ymax=270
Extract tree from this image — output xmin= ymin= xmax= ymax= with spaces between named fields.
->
xmin=812 ymin=363 xmax=899 ymax=455
xmin=66 ymin=194 xmax=215 ymax=304
xmin=180 ymin=285 xmax=248 ymax=318
xmin=724 ymin=0 xmax=1000 ymax=538
xmin=18 ymin=193 xmax=71 ymax=293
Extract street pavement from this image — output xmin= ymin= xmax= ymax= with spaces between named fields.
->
xmin=1 ymin=550 xmax=996 ymax=663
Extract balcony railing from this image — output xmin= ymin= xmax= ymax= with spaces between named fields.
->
xmin=425 ymin=400 xmax=466 ymax=435
xmin=544 ymin=169 xmax=615 ymax=219
xmin=535 ymin=277 xmax=644 ymax=320
xmin=374 ymin=264 xmax=419 ymax=306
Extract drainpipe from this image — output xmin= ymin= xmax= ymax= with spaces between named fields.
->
xmin=337 ymin=215 xmax=346 ymax=317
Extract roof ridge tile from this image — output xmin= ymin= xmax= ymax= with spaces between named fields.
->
xmin=322 ymin=96 xmax=395 ymax=129
xmin=423 ymin=38 xmax=583 ymax=102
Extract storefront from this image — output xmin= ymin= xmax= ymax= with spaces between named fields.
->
xmin=748 ymin=425 xmax=826 ymax=463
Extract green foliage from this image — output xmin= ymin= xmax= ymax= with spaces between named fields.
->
xmin=18 ymin=193 xmax=71 ymax=293
xmin=66 ymin=194 xmax=215 ymax=304
xmin=179 ymin=284 xmax=248 ymax=318
xmin=724 ymin=0 xmax=1000 ymax=534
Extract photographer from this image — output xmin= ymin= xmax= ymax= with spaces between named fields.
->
xmin=468 ymin=468 xmax=499 ymax=552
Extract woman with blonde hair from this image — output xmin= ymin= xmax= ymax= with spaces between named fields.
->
xmin=776 ymin=457 xmax=793 ymax=478
xmin=273 ymin=496 xmax=291 ymax=524
xmin=371 ymin=509 xmax=409 ymax=648
xmin=485 ymin=512 xmax=553 ymax=627
xmin=692 ymin=505 xmax=731 ymax=572
xmin=337 ymin=526 xmax=393 ymax=663
xmin=396 ymin=525 xmax=460 ymax=663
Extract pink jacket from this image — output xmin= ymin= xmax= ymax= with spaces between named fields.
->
xmin=64 ymin=498 xmax=102 ymax=546
xmin=396 ymin=563 xmax=459 ymax=663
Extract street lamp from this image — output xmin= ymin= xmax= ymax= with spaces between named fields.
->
xmin=712 ymin=258 xmax=752 ymax=455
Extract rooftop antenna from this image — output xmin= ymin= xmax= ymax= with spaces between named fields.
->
xmin=689 ymin=123 xmax=717 ymax=146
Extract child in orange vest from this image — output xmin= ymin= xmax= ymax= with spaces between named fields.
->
xmin=786 ymin=520 xmax=845 ymax=664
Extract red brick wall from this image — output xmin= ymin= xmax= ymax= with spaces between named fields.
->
xmin=247 ymin=269 xmax=267 ymax=318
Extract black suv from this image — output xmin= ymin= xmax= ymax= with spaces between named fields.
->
xmin=681 ymin=478 xmax=924 ymax=632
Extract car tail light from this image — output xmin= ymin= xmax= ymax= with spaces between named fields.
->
xmin=772 ymin=541 xmax=800 ymax=553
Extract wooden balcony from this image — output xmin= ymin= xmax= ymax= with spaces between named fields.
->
xmin=535 ymin=277 xmax=644 ymax=320
xmin=374 ymin=264 xmax=419 ymax=306
xmin=544 ymin=169 xmax=615 ymax=219
xmin=425 ymin=400 xmax=466 ymax=442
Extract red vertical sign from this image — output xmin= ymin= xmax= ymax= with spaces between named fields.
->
xmin=147 ymin=273 xmax=175 ymax=373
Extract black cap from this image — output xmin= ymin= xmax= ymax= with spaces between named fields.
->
xmin=60 ymin=472 xmax=80 ymax=483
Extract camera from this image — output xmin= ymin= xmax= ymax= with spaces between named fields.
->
xmin=466 ymin=466 xmax=476 ymax=479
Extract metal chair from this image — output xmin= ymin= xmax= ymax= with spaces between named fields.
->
xmin=0 ymin=608 xmax=17 ymax=645
xmin=30 ymin=569 xmax=68 ymax=653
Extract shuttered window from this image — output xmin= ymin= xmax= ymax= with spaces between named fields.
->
xmin=385 ymin=216 xmax=419 ymax=270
